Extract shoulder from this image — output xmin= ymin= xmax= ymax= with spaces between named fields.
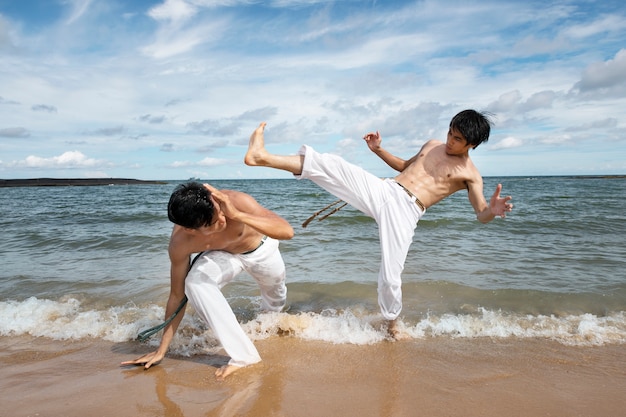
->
xmin=222 ymin=189 xmax=260 ymax=208
xmin=422 ymin=139 xmax=443 ymax=149
xmin=168 ymin=226 xmax=193 ymax=262
xmin=463 ymin=159 xmax=484 ymax=188
xmin=413 ymin=140 xmax=443 ymax=159
xmin=220 ymin=188 xmax=254 ymax=201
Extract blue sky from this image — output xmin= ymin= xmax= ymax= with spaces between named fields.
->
xmin=1 ymin=0 xmax=625 ymax=180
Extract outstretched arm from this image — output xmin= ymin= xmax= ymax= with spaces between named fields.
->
xmin=470 ymin=183 xmax=514 ymax=224
xmin=363 ymin=131 xmax=415 ymax=172
xmin=120 ymin=251 xmax=189 ymax=369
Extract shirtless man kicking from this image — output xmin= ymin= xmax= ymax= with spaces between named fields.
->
xmin=244 ymin=110 xmax=513 ymax=337
xmin=122 ymin=182 xmax=293 ymax=379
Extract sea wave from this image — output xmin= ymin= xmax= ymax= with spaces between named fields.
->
xmin=1 ymin=297 xmax=624 ymax=354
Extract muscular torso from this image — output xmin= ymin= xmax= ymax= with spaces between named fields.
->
xmin=166 ymin=187 xmax=293 ymax=297
xmin=172 ymin=222 xmax=262 ymax=255
xmin=393 ymin=140 xmax=481 ymax=208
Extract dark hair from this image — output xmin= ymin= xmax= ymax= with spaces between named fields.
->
xmin=450 ymin=110 xmax=493 ymax=148
xmin=167 ymin=182 xmax=215 ymax=228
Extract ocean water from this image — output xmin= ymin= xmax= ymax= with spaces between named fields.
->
xmin=1 ymin=177 xmax=625 ymax=353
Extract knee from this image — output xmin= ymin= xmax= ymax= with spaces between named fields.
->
xmin=184 ymin=266 xmax=202 ymax=287
xmin=184 ymin=266 xmax=214 ymax=295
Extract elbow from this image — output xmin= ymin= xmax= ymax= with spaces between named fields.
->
xmin=476 ymin=209 xmax=493 ymax=224
xmin=476 ymin=212 xmax=494 ymax=224
xmin=283 ymin=227 xmax=295 ymax=240
xmin=273 ymin=224 xmax=295 ymax=240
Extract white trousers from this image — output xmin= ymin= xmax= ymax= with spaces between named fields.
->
xmin=296 ymin=145 xmax=425 ymax=320
xmin=184 ymin=237 xmax=286 ymax=367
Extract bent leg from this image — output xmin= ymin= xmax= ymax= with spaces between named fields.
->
xmin=240 ymin=237 xmax=287 ymax=312
xmin=185 ymin=252 xmax=261 ymax=368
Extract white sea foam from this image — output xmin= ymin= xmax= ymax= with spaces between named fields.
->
xmin=1 ymin=298 xmax=624 ymax=356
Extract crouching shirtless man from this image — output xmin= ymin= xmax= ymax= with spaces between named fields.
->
xmin=122 ymin=182 xmax=293 ymax=379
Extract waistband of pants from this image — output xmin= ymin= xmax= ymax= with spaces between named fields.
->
xmin=390 ymin=180 xmax=426 ymax=212
xmin=242 ymin=235 xmax=268 ymax=255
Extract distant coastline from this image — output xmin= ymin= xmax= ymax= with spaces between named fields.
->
xmin=0 ymin=175 xmax=623 ymax=188
xmin=0 ymin=178 xmax=168 ymax=187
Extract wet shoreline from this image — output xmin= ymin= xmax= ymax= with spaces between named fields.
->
xmin=1 ymin=335 xmax=624 ymax=417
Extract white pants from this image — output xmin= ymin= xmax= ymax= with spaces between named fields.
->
xmin=296 ymin=145 xmax=425 ymax=320
xmin=184 ymin=237 xmax=286 ymax=367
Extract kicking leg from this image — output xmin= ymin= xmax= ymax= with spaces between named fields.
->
xmin=241 ymin=237 xmax=288 ymax=312
xmin=244 ymin=122 xmax=304 ymax=174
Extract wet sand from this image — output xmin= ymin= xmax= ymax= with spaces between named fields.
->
xmin=1 ymin=335 xmax=624 ymax=417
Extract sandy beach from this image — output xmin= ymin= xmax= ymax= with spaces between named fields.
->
xmin=1 ymin=335 xmax=624 ymax=417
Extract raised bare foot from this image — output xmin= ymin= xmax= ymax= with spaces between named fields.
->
xmin=244 ymin=122 xmax=270 ymax=166
xmin=215 ymin=364 xmax=242 ymax=380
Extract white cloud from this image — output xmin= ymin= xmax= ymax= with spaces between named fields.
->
xmin=490 ymin=136 xmax=524 ymax=150
xmin=487 ymin=91 xmax=522 ymax=113
xmin=32 ymin=104 xmax=58 ymax=113
xmin=148 ymin=0 xmax=198 ymax=23
xmin=0 ymin=127 xmax=30 ymax=138
xmin=141 ymin=18 xmax=223 ymax=58
xmin=565 ymin=117 xmax=619 ymax=132
xmin=539 ymin=134 xmax=573 ymax=146
xmin=198 ymin=157 xmax=230 ymax=166
xmin=577 ymin=49 xmax=626 ymax=92
xmin=11 ymin=151 xmax=107 ymax=169
xmin=563 ymin=14 xmax=626 ymax=39
xmin=63 ymin=0 xmax=93 ymax=25
xmin=170 ymin=161 xmax=192 ymax=168
xmin=520 ymin=91 xmax=557 ymax=111
xmin=169 ymin=157 xmax=229 ymax=168
xmin=0 ymin=15 xmax=16 ymax=51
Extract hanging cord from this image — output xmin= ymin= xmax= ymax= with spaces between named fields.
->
xmin=136 ymin=296 xmax=188 ymax=342
xmin=135 ymin=252 xmax=205 ymax=342
xmin=302 ymin=199 xmax=348 ymax=228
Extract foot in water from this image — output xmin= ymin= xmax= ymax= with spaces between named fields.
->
xmin=387 ymin=319 xmax=410 ymax=340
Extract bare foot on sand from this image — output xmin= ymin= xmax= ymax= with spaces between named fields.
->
xmin=244 ymin=122 xmax=269 ymax=167
xmin=215 ymin=364 xmax=242 ymax=380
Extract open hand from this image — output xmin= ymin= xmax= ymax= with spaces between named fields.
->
xmin=203 ymin=183 xmax=238 ymax=220
xmin=490 ymin=184 xmax=513 ymax=218
xmin=363 ymin=131 xmax=382 ymax=152
xmin=120 ymin=350 xmax=164 ymax=370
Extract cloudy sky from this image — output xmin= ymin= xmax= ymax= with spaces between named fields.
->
xmin=1 ymin=0 xmax=625 ymax=180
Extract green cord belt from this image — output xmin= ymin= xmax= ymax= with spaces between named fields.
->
xmin=136 ymin=295 xmax=188 ymax=342
xmin=136 ymin=251 xmax=206 ymax=342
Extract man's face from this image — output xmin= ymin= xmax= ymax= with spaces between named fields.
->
xmin=188 ymin=199 xmax=226 ymax=236
xmin=445 ymin=127 xmax=473 ymax=155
